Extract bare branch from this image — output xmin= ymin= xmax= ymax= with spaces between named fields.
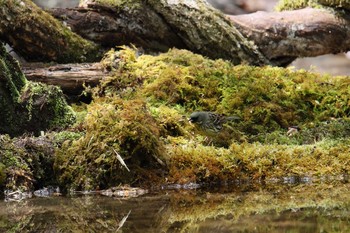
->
xmin=229 ymin=8 xmax=350 ymax=64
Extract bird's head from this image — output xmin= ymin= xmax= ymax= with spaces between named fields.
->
xmin=189 ymin=111 xmax=207 ymax=125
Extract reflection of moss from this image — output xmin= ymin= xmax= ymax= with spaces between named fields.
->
xmin=1 ymin=183 xmax=350 ymax=232
xmin=166 ymin=182 xmax=350 ymax=231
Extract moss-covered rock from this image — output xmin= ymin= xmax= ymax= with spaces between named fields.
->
xmin=18 ymin=82 xmax=76 ymax=135
xmin=2 ymin=46 xmax=350 ymax=192
xmin=0 ymin=43 xmax=76 ymax=136
xmin=0 ymin=131 xmax=84 ymax=191
xmin=0 ymin=135 xmax=49 ymax=191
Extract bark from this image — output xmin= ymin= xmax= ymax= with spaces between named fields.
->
xmin=49 ymin=4 xmax=187 ymax=52
xmin=0 ymin=0 xmax=102 ymax=63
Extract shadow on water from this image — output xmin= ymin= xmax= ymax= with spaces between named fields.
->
xmin=1 ymin=179 xmax=350 ymax=232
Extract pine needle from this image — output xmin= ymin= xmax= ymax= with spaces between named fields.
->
xmin=113 ymin=148 xmax=130 ymax=172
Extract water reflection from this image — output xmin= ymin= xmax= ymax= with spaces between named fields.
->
xmin=1 ymin=181 xmax=350 ymax=232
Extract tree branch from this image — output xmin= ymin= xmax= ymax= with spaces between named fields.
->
xmin=229 ymin=8 xmax=350 ymax=64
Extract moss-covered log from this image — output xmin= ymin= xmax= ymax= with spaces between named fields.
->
xmin=48 ymin=0 xmax=350 ymax=67
xmin=0 ymin=43 xmax=76 ymax=136
xmin=146 ymin=0 xmax=270 ymax=66
xmin=50 ymin=1 xmax=187 ymax=53
xmin=1 ymin=0 xmax=349 ymax=66
xmin=0 ymin=0 xmax=102 ymax=63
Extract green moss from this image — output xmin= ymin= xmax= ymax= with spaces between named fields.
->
xmin=0 ymin=42 xmax=76 ymax=136
xmin=18 ymin=82 xmax=76 ymax=135
xmin=167 ymin=139 xmax=350 ymax=183
xmin=275 ymin=0 xmax=350 ymax=10
xmin=71 ymin=103 xmax=88 ymax=126
xmin=0 ymin=43 xmax=27 ymax=135
xmin=0 ymin=162 xmax=5 ymax=187
xmin=0 ymin=135 xmax=33 ymax=191
xmin=0 ymin=132 xmax=83 ymax=192
xmin=53 ymin=131 xmax=84 ymax=147
xmin=91 ymin=0 xmax=143 ymax=9
xmin=0 ymin=44 xmax=26 ymax=99
xmin=100 ymin=48 xmax=350 ymax=139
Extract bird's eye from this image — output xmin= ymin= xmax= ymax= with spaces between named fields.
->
xmin=190 ymin=116 xmax=198 ymax=122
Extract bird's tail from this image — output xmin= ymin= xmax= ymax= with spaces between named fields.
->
xmin=227 ymin=115 xmax=241 ymax=121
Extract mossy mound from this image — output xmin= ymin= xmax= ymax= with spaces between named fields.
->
xmin=55 ymin=47 xmax=350 ymax=189
xmin=100 ymin=47 xmax=350 ymax=138
xmin=0 ymin=135 xmax=52 ymax=191
xmin=55 ymin=98 xmax=166 ymax=190
xmin=0 ymin=131 xmax=83 ymax=191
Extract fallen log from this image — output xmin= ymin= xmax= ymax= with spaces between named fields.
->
xmin=22 ymin=63 xmax=105 ymax=95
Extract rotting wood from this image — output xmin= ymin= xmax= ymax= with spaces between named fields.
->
xmin=22 ymin=63 xmax=105 ymax=95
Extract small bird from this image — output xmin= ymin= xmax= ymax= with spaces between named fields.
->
xmin=189 ymin=111 xmax=240 ymax=135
